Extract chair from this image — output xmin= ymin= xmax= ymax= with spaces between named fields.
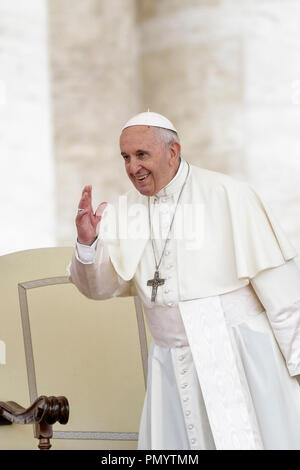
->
xmin=0 ymin=247 xmax=151 ymax=449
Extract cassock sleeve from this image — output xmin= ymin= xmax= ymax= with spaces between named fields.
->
xmin=250 ymin=259 xmax=300 ymax=377
xmin=68 ymin=238 xmax=135 ymax=300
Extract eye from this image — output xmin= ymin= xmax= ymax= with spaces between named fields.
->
xmin=122 ymin=154 xmax=129 ymax=161
xmin=137 ymin=152 xmax=145 ymax=157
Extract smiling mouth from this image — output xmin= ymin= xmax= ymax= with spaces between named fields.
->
xmin=135 ymin=173 xmax=150 ymax=182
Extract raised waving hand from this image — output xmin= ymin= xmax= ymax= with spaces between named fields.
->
xmin=76 ymin=185 xmax=107 ymax=245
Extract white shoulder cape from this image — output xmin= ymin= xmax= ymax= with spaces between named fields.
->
xmin=100 ymin=165 xmax=296 ymax=299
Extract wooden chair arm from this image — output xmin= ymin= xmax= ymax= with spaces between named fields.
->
xmin=0 ymin=395 xmax=69 ymax=449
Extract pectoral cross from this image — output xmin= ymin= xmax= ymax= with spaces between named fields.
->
xmin=147 ymin=271 xmax=165 ymax=302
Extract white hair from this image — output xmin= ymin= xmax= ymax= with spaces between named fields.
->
xmin=155 ymin=127 xmax=180 ymax=148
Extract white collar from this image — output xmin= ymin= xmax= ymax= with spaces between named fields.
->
xmin=154 ymin=158 xmax=189 ymax=198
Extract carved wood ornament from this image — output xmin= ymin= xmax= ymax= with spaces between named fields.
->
xmin=0 ymin=395 xmax=69 ymax=450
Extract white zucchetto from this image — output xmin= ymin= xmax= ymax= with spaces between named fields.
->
xmin=121 ymin=111 xmax=177 ymax=133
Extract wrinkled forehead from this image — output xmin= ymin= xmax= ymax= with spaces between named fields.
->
xmin=119 ymin=125 xmax=161 ymax=151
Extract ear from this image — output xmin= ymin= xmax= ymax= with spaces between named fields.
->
xmin=168 ymin=141 xmax=181 ymax=166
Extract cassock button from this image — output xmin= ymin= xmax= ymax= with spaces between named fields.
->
xmin=164 ymin=288 xmax=170 ymax=294
xmin=179 ymin=355 xmax=185 ymax=361
xmin=167 ymin=302 xmax=174 ymax=307
xmin=167 ymin=264 xmax=173 ymax=269
xmin=165 ymin=251 xmax=170 ymax=256
xmin=183 ymin=397 xmax=189 ymax=402
xmin=181 ymin=383 xmax=188 ymax=389
xmin=185 ymin=410 xmax=191 ymax=416
xmin=191 ymin=438 xmax=196 ymax=445
xmin=188 ymin=424 xmax=194 ymax=430
xmin=180 ymin=369 xmax=187 ymax=375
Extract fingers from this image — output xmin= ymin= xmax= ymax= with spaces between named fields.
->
xmin=75 ymin=208 xmax=89 ymax=223
xmin=94 ymin=202 xmax=107 ymax=234
xmin=78 ymin=185 xmax=92 ymax=211
xmin=75 ymin=186 xmax=92 ymax=225
xmin=95 ymin=202 xmax=107 ymax=218
xmin=93 ymin=202 xmax=107 ymax=231
xmin=76 ymin=187 xmax=107 ymax=236
xmin=82 ymin=185 xmax=92 ymax=196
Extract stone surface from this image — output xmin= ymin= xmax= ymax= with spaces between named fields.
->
xmin=0 ymin=0 xmax=55 ymax=256
xmin=137 ymin=0 xmax=300 ymax=256
xmin=3 ymin=0 xmax=299 ymax=258
xmin=48 ymin=0 xmax=139 ymax=244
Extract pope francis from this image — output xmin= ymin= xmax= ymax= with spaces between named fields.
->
xmin=69 ymin=111 xmax=300 ymax=450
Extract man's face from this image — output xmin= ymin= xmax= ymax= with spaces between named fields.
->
xmin=120 ymin=126 xmax=180 ymax=196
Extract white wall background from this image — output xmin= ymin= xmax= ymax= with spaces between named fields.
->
xmin=138 ymin=0 xmax=300 ymax=256
xmin=0 ymin=0 xmax=299 ymax=258
xmin=0 ymin=0 xmax=55 ymax=256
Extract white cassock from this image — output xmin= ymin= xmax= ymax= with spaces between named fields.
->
xmin=69 ymin=159 xmax=300 ymax=450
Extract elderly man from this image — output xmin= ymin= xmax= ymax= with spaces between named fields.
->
xmin=69 ymin=111 xmax=300 ymax=450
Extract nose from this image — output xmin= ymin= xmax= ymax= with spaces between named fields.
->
xmin=128 ymin=157 xmax=142 ymax=175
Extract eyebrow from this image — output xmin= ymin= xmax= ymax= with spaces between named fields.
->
xmin=121 ymin=149 xmax=149 ymax=156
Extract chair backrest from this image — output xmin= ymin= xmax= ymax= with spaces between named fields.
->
xmin=0 ymin=247 xmax=152 ymax=450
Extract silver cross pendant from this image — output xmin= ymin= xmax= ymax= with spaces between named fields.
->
xmin=147 ymin=271 xmax=165 ymax=302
